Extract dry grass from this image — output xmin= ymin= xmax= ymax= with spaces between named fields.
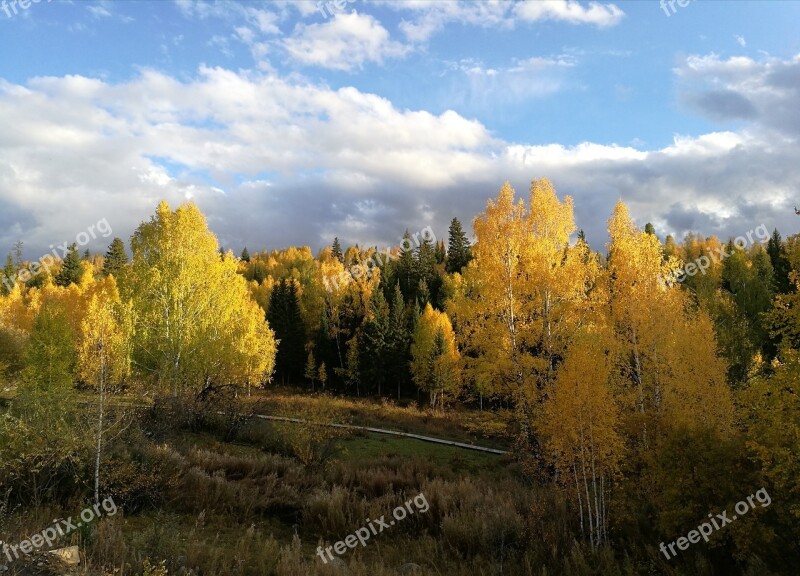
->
xmin=244 ymin=387 xmax=512 ymax=450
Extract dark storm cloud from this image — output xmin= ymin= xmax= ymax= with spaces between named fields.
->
xmin=686 ymin=90 xmax=757 ymax=122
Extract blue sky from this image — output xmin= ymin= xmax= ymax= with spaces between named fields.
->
xmin=1 ymin=0 xmax=799 ymax=257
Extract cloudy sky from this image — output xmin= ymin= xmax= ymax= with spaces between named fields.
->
xmin=1 ymin=0 xmax=799 ymax=258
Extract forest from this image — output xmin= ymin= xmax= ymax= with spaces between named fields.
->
xmin=0 ymin=178 xmax=798 ymax=575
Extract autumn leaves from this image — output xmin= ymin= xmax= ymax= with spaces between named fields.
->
xmin=448 ymin=179 xmax=733 ymax=548
xmin=125 ymin=201 xmax=277 ymax=396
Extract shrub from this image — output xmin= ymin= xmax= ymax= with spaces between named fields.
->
xmin=271 ymin=394 xmax=352 ymax=468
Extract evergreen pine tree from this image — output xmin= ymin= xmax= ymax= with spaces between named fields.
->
xmin=767 ymin=229 xmax=791 ymax=294
xmin=388 ymin=283 xmax=412 ymax=399
xmin=360 ymin=288 xmax=389 ymax=396
xmin=644 ymin=222 xmax=656 ymax=236
xmin=102 ymin=238 xmax=128 ymax=277
xmin=415 ymin=235 xmax=440 ymax=305
xmin=267 ymin=280 xmax=306 ymax=384
xmin=332 ymin=237 xmax=344 ymax=263
xmin=344 ymin=332 xmax=361 ymax=396
xmin=435 ymin=240 xmax=446 ymax=264
xmin=241 ymin=247 xmax=250 ymax=262
xmin=55 ymin=243 xmax=84 ymax=287
xmin=416 ymin=278 xmax=430 ymax=308
xmin=1 ymin=253 xmax=15 ymax=295
xmin=397 ymin=231 xmax=416 ymax=302
xmin=446 ymin=217 xmax=472 ymax=274
xmin=415 ymin=236 xmax=436 ymax=275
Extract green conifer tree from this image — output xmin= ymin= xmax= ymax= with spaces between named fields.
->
xmin=446 ymin=217 xmax=472 ymax=274
xmin=102 ymin=238 xmax=128 ymax=277
xmin=55 ymin=243 xmax=84 ymax=287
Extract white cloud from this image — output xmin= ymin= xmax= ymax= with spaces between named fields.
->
xmin=513 ymin=0 xmax=624 ymax=28
xmin=391 ymin=0 xmax=512 ymax=42
xmin=0 ymin=54 xmax=798 ymax=258
xmin=444 ymin=54 xmax=578 ymax=112
xmin=381 ymin=1 xmax=623 ymax=43
xmin=86 ymin=4 xmax=112 ymax=18
xmin=676 ymin=53 xmax=800 ymax=139
xmin=283 ymin=12 xmax=410 ymax=71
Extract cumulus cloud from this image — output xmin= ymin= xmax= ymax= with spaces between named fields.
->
xmin=676 ymin=53 xmax=800 ymax=139
xmin=282 ymin=12 xmax=410 ymax=70
xmin=173 ymin=1 xmax=625 ymax=71
xmin=1 ymin=53 xmax=799 ymax=261
xmin=388 ymin=0 xmax=513 ymax=43
xmin=380 ymin=0 xmax=623 ymax=43
xmin=513 ymin=0 xmax=624 ymax=28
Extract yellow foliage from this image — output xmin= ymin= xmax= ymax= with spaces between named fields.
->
xmin=411 ymin=304 xmax=460 ymax=408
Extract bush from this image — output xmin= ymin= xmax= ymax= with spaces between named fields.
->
xmin=271 ymin=394 xmax=352 ymax=468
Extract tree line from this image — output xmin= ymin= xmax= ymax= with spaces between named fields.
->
xmin=1 ymin=181 xmax=798 ymax=567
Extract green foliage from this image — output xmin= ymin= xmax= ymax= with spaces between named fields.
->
xmin=767 ymin=229 xmax=792 ymax=294
xmin=55 ymin=243 xmax=85 ymax=287
xmin=1 ymin=253 xmax=14 ymax=295
xmin=331 ymin=237 xmax=344 ymax=263
xmin=102 ymin=237 xmax=129 ymax=277
xmin=740 ymin=352 xmax=800 ymax=538
xmin=359 ymin=288 xmax=389 ymax=396
xmin=23 ymin=300 xmax=76 ymax=390
xmin=387 ymin=283 xmax=412 ymax=399
xmin=267 ymin=279 xmax=306 ymax=385
xmin=446 ymin=217 xmax=472 ymax=274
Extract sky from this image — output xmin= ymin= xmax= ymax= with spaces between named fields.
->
xmin=1 ymin=0 xmax=799 ymax=259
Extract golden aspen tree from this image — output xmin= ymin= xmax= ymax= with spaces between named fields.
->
xmin=124 ymin=201 xmax=276 ymax=396
xmin=411 ymin=303 xmax=460 ymax=409
xmin=538 ymin=329 xmax=621 ymax=549
xmin=319 ymin=255 xmax=351 ymax=371
xmin=526 ymin=179 xmax=601 ymax=398
xmin=449 ymin=182 xmax=531 ymax=403
xmin=449 ymin=180 xmax=599 ymax=449
xmin=77 ymin=275 xmax=132 ymax=505
xmin=666 ymin=310 xmax=733 ymax=433
xmin=0 ymin=283 xmax=37 ymax=333
xmin=606 ymin=201 xmax=732 ymax=445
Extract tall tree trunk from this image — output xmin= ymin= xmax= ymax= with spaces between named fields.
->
xmin=579 ymin=420 xmax=594 ymax=549
xmin=573 ymin=461 xmax=584 ymax=539
xmin=94 ymin=350 xmax=105 ymax=507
